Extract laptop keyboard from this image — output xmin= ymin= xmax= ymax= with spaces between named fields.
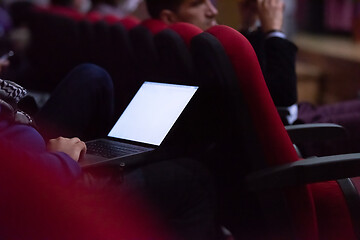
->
xmin=86 ymin=141 xmax=143 ymax=159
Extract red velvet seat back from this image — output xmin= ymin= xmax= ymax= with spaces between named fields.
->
xmin=108 ymin=23 xmax=140 ymax=114
xmin=169 ymin=22 xmax=203 ymax=47
xmin=86 ymin=19 xmax=138 ymax=114
xmin=103 ymin=15 xmax=140 ymax=30
xmin=129 ymin=19 xmax=168 ymax=83
xmin=207 ymin=25 xmax=318 ymax=239
xmin=35 ymin=5 xmax=84 ymax=21
xmin=310 ymin=181 xmax=357 ymax=240
xmin=85 ymin=11 xmax=102 ymax=22
xmin=207 ymin=25 xmax=298 ymax=166
xmin=149 ymin=23 xmax=202 ymax=84
xmin=117 ymin=16 xmax=140 ymax=30
xmin=141 ymin=18 xmax=167 ymax=35
xmin=170 ymin=23 xmax=359 ymax=240
xmin=23 ymin=9 xmax=80 ymax=91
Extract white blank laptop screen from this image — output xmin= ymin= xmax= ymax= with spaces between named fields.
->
xmin=108 ymin=82 xmax=198 ymax=146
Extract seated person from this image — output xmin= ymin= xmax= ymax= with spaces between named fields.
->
xmin=145 ymin=0 xmax=217 ymax=31
xmin=145 ymin=0 xmax=360 ymax=157
xmin=238 ymin=0 xmax=298 ymax=124
xmin=0 ymin=63 xmax=218 ymax=240
xmin=145 ymin=0 xmax=295 ymax=120
xmin=237 ymin=0 xmax=360 ymax=156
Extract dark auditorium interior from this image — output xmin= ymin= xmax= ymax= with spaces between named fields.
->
xmin=1 ymin=0 xmax=360 ymax=239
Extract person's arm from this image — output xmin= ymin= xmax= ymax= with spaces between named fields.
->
xmin=0 ymin=137 xmax=82 ymax=185
xmin=257 ymin=0 xmax=284 ymax=33
xmin=239 ymin=0 xmax=284 ymax=33
xmin=263 ymin=36 xmax=298 ymax=107
xmin=257 ymin=0 xmax=298 ymax=109
xmin=0 ymin=123 xmax=83 ymax=184
xmin=238 ymin=0 xmax=259 ymax=33
xmin=47 ymin=136 xmax=87 ymax=162
xmin=239 ymin=0 xmax=298 ymax=124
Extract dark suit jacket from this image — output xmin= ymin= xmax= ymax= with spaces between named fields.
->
xmin=242 ymin=30 xmax=360 ymax=157
xmin=242 ymin=29 xmax=298 ymax=107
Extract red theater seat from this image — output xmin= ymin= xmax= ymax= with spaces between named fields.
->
xmin=169 ymin=22 xmax=203 ymax=47
xmin=35 ymin=5 xmax=84 ymax=21
xmin=149 ymin=22 xmax=202 ymax=84
xmin=128 ymin=19 xmax=168 ymax=83
xmin=140 ymin=18 xmax=167 ymax=35
xmin=117 ymin=16 xmax=140 ymax=30
xmin=85 ymin=11 xmax=102 ymax=22
xmin=102 ymin=15 xmax=140 ymax=30
xmin=186 ymin=24 xmax=360 ymax=240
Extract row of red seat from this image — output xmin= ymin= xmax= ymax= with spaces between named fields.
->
xmin=16 ymin=7 xmax=360 ymax=240
xmin=34 ymin=5 xmax=140 ymax=29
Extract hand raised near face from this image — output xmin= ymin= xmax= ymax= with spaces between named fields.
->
xmin=47 ymin=137 xmax=87 ymax=162
xmin=257 ymin=0 xmax=285 ymax=33
xmin=238 ymin=0 xmax=259 ymax=31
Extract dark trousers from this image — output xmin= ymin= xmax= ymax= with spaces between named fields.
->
xmin=34 ymin=63 xmax=114 ymax=141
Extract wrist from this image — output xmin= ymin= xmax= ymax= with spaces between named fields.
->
xmin=261 ymin=21 xmax=283 ymax=33
xmin=242 ymin=19 xmax=261 ymax=32
xmin=264 ymin=29 xmax=283 ymax=34
xmin=265 ymin=30 xmax=286 ymax=39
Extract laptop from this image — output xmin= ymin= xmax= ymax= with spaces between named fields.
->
xmin=80 ymin=81 xmax=199 ymax=168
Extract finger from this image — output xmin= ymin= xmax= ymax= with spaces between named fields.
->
xmin=76 ymin=141 xmax=87 ymax=161
xmin=275 ymin=0 xmax=284 ymax=8
xmin=70 ymin=137 xmax=81 ymax=143
xmin=54 ymin=136 xmax=65 ymax=142
xmin=80 ymin=141 xmax=87 ymax=153
xmin=257 ymin=0 xmax=266 ymax=9
xmin=79 ymin=144 xmax=87 ymax=160
xmin=280 ymin=0 xmax=285 ymax=10
xmin=48 ymin=137 xmax=60 ymax=145
xmin=75 ymin=141 xmax=87 ymax=152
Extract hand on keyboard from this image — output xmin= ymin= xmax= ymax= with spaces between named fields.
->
xmin=47 ymin=137 xmax=87 ymax=162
